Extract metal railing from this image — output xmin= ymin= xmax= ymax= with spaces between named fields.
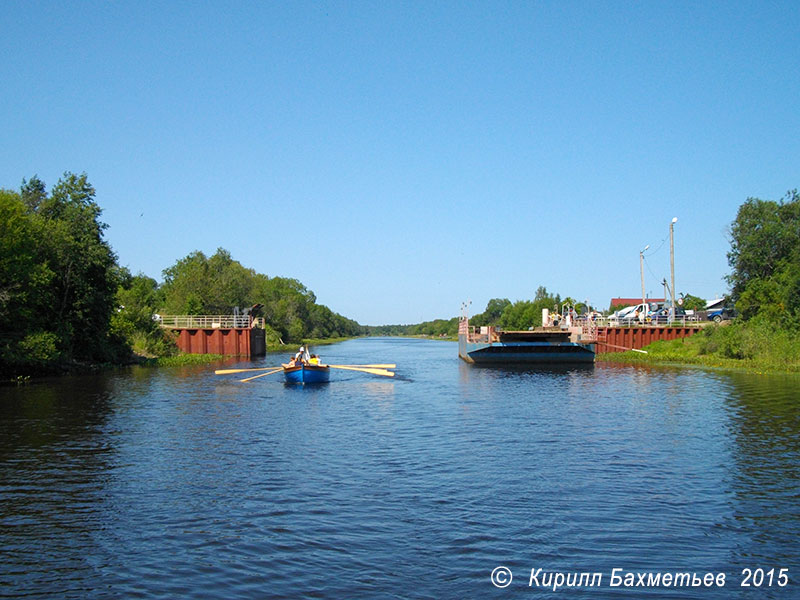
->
xmin=576 ymin=315 xmax=701 ymax=328
xmin=157 ymin=315 xmax=265 ymax=329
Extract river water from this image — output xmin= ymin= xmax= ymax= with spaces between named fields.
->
xmin=1 ymin=337 xmax=798 ymax=599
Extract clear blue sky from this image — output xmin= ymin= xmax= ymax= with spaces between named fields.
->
xmin=3 ymin=1 xmax=798 ymax=325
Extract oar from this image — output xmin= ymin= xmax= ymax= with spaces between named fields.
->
xmin=595 ymin=341 xmax=648 ymax=354
xmin=330 ymin=363 xmax=396 ymax=369
xmin=327 ymin=365 xmax=395 ymax=377
xmin=216 ymin=364 xmax=396 ymax=375
xmin=215 ymin=366 xmax=283 ymax=375
xmin=240 ymin=367 xmax=284 ymax=382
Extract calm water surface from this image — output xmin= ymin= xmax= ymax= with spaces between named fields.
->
xmin=1 ymin=338 xmax=798 ymax=599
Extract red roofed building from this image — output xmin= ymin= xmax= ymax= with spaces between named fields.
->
xmin=609 ymin=297 xmax=666 ymax=310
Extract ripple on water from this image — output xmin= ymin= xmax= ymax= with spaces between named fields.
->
xmin=1 ymin=339 xmax=798 ymax=599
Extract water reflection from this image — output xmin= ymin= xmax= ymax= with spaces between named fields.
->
xmin=719 ymin=374 xmax=800 ymax=566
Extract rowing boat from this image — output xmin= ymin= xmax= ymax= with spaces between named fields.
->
xmin=281 ymin=362 xmax=331 ymax=384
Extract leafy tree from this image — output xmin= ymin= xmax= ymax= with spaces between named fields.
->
xmin=39 ymin=173 xmax=122 ymax=361
xmin=112 ymin=270 xmax=175 ymax=356
xmin=680 ymin=294 xmax=706 ymax=312
xmin=0 ymin=189 xmax=56 ymax=367
xmin=159 ymin=248 xmax=363 ymax=343
xmin=20 ymin=175 xmax=47 ymax=211
xmin=470 ymin=298 xmax=511 ymax=326
xmin=161 ymin=250 xmax=212 ymax=313
xmin=1 ymin=173 xmax=126 ymax=372
xmin=726 ymin=190 xmax=800 ymax=322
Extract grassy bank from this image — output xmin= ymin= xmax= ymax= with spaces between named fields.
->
xmin=599 ymin=320 xmax=800 ymax=374
xmin=266 ymin=336 xmax=354 ymax=353
xmin=139 ymin=354 xmax=226 ymax=368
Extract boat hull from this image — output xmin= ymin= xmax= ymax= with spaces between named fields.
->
xmin=462 ymin=342 xmax=595 ymax=364
xmin=283 ymin=364 xmax=331 ymax=384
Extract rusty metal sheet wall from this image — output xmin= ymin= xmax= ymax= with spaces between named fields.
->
xmin=596 ymin=326 xmax=702 ymax=353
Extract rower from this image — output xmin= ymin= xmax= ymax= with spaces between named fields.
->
xmin=294 ymin=346 xmax=306 ymax=363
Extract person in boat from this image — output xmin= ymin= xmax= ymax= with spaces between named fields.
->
xmin=309 ymin=354 xmax=320 ymax=365
xmin=292 ymin=346 xmax=306 ymax=365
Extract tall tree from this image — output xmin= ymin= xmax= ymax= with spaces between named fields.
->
xmin=726 ymin=190 xmax=800 ymax=322
xmin=39 ymin=173 xmax=121 ymax=359
xmin=20 ymin=175 xmax=47 ymax=211
xmin=1 ymin=173 xmax=125 ymax=371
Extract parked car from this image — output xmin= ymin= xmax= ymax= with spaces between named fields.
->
xmin=610 ymin=302 xmax=654 ymax=325
xmin=648 ymin=307 xmax=688 ymax=324
xmin=707 ymin=307 xmax=736 ymax=323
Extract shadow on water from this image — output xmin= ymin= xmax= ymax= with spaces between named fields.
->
xmin=469 ymin=363 xmax=595 ymax=375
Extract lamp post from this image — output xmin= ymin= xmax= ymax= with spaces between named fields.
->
xmin=639 ymin=244 xmax=650 ymax=306
xmin=669 ymin=217 xmax=677 ymax=319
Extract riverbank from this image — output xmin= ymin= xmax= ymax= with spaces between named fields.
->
xmin=3 ymin=337 xmax=355 ymax=383
xmin=599 ymin=335 xmax=800 ymax=375
xmin=266 ymin=336 xmax=354 ymax=354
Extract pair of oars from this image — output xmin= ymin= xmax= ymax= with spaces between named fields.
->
xmin=215 ymin=363 xmax=397 ymax=382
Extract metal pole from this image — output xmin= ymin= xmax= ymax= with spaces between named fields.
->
xmin=640 ymin=244 xmax=649 ymax=305
xmin=669 ymin=217 xmax=677 ymax=319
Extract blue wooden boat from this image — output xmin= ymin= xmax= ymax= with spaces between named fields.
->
xmin=282 ymin=363 xmax=331 ymax=384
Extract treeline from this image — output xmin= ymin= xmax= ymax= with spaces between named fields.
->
xmin=468 ymin=288 xmax=573 ymax=330
xmin=1 ymin=173 xmax=363 ymax=375
xmin=365 ymin=288 xmax=572 ymax=338
xmin=154 ymin=248 xmax=363 ymax=344
xmin=366 ymin=318 xmax=459 ymax=337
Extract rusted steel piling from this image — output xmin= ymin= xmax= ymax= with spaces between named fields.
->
xmin=159 ymin=315 xmax=266 ymax=357
xmin=594 ymin=326 xmax=701 ymax=353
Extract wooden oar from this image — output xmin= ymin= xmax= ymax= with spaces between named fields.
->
xmin=215 ymin=366 xmax=283 ymax=375
xmin=216 ymin=363 xmax=395 ymax=375
xmin=327 ymin=365 xmax=395 ymax=377
xmin=595 ymin=341 xmax=648 ymax=354
xmin=330 ymin=363 xmax=396 ymax=369
xmin=240 ymin=367 xmax=284 ymax=382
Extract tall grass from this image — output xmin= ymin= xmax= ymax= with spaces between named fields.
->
xmin=601 ymin=319 xmax=800 ymax=374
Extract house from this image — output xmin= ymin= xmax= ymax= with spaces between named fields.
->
xmin=704 ymin=297 xmax=726 ymax=310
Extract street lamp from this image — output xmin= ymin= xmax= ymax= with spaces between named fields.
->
xmin=669 ymin=217 xmax=678 ymax=319
xmin=639 ymin=244 xmax=650 ymax=305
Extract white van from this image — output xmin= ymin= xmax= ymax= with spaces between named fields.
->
xmin=608 ymin=303 xmax=652 ymax=325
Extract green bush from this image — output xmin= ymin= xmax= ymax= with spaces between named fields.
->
xmin=16 ymin=331 xmax=62 ymax=365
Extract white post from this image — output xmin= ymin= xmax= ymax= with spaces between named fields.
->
xmin=640 ymin=244 xmax=649 ymax=306
xmin=669 ymin=217 xmax=677 ymax=320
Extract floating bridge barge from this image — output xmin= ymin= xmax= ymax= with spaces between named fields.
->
xmin=458 ymin=322 xmax=596 ymax=365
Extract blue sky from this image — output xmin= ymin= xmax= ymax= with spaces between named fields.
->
xmin=3 ymin=1 xmax=798 ymax=325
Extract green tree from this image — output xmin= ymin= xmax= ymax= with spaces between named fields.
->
xmin=20 ymin=175 xmax=47 ymax=211
xmin=1 ymin=173 xmax=126 ymax=371
xmin=112 ymin=270 xmax=175 ymax=356
xmin=159 ymin=248 xmax=364 ymax=343
xmin=471 ymin=298 xmax=511 ymax=326
xmin=161 ymin=250 xmax=212 ymax=313
xmin=680 ymin=294 xmax=706 ymax=312
xmin=726 ymin=190 xmax=800 ymax=322
xmin=0 ymin=189 xmax=57 ymax=366
xmin=39 ymin=173 xmax=122 ymax=361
